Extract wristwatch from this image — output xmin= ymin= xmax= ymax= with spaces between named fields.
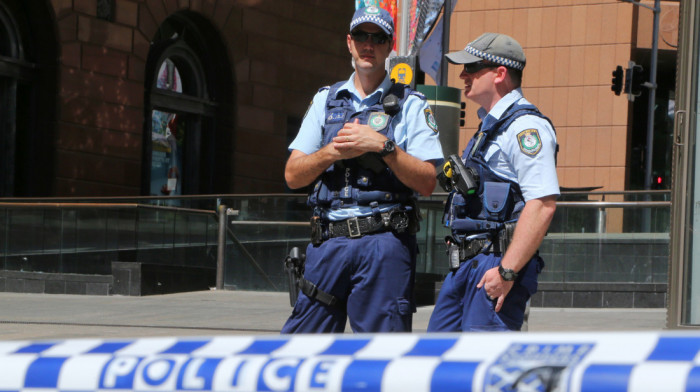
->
xmin=380 ymin=140 xmax=396 ymax=157
xmin=498 ymin=264 xmax=518 ymax=281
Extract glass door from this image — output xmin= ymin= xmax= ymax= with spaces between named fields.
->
xmin=669 ymin=0 xmax=700 ymax=327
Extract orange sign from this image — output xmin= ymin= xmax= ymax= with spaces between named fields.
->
xmin=390 ymin=63 xmax=414 ymax=85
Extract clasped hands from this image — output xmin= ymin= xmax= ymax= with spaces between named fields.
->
xmin=331 ymin=119 xmax=387 ymax=159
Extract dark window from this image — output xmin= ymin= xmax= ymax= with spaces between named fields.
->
xmin=144 ymin=13 xmax=225 ymax=198
xmin=0 ymin=0 xmax=55 ymax=197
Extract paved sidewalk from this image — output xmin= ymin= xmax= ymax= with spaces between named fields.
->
xmin=0 ymin=290 xmax=668 ymax=340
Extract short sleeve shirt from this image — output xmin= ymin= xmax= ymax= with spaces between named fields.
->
xmin=288 ymin=73 xmax=444 ymax=219
xmin=290 ymin=73 xmax=443 ymax=161
xmin=477 ymin=88 xmax=559 ymax=201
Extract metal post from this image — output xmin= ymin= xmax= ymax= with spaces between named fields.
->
xmin=398 ymin=0 xmax=410 ymax=56
xmin=644 ymin=0 xmax=660 ymax=192
xmin=621 ymin=0 xmax=660 ymax=231
xmin=642 ymin=0 xmax=660 ymax=232
xmin=440 ymin=0 xmax=452 ymax=86
xmin=216 ymin=204 xmax=226 ymax=290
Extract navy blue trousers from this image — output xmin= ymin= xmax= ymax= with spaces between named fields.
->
xmin=281 ymin=231 xmax=417 ymax=333
xmin=427 ymin=253 xmax=542 ymax=332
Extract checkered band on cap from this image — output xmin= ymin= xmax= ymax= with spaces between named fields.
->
xmin=465 ymin=45 xmax=525 ymax=70
xmin=350 ymin=6 xmax=394 ymax=36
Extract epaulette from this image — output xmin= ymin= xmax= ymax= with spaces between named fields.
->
xmin=409 ymin=90 xmax=426 ymax=100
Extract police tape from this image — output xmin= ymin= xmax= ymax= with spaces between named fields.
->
xmin=1 ymin=331 xmax=700 ymax=391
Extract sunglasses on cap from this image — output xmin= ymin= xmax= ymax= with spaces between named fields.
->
xmin=462 ymin=61 xmax=498 ymax=74
xmin=350 ymin=30 xmax=390 ymax=45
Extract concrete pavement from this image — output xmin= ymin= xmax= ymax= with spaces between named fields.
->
xmin=0 ymin=290 xmax=668 ymax=340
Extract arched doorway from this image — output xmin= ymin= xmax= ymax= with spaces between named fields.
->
xmin=143 ymin=11 xmax=233 ymax=198
xmin=0 ymin=0 xmax=57 ymax=196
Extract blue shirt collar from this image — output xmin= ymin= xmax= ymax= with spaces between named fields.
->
xmin=338 ymin=72 xmax=393 ymax=105
xmin=477 ymin=88 xmax=524 ymax=130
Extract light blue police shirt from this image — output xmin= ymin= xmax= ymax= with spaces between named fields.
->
xmin=476 ymin=88 xmax=559 ymax=201
xmin=289 ymin=72 xmax=444 ymax=220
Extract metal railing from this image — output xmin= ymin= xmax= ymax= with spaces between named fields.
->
xmin=0 ymin=190 xmax=671 ymax=293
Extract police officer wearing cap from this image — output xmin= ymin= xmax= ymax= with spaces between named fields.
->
xmin=428 ymin=33 xmax=559 ymax=332
xmin=282 ymin=6 xmax=444 ymax=333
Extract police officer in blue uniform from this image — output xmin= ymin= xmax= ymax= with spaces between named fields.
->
xmin=427 ymin=33 xmax=559 ymax=332
xmin=281 ymin=6 xmax=444 ymax=333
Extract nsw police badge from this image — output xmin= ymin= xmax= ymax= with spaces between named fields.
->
xmin=517 ymin=129 xmax=542 ymax=156
xmin=368 ymin=112 xmax=390 ymax=131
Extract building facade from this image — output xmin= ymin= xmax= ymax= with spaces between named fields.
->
xmin=0 ymin=0 xmax=680 ymax=199
xmin=446 ymin=0 xmax=679 ymax=195
xmin=0 ymin=0 xmax=354 ymax=197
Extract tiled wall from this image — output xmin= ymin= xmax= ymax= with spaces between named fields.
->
xmin=446 ymin=0 xmax=635 ymax=192
xmin=539 ymin=234 xmax=669 ymax=283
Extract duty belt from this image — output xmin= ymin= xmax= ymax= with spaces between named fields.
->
xmin=311 ymin=209 xmax=413 ymax=245
xmin=446 ymin=221 xmax=517 ymax=268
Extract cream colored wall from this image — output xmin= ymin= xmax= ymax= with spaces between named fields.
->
xmin=447 ymin=0 xmax=634 ymax=192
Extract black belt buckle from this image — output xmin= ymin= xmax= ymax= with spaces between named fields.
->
xmin=389 ymin=210 xmax=410 ymax=233
xmin=346 ymin=217 xmax=361 ymax=238
xmin=310 ymin=216 xmax=323 ymax=245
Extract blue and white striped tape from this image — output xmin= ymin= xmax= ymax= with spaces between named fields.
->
xmin=2 ymin=332 xmax=700 ymax=391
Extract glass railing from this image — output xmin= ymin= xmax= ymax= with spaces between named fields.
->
xmin=0 ymin=191 xmax=671 ymax=294
xmin=0 ymin=201 xmax=220 ymax=275
xmin=220 ymin=191 xmax=671 ymax=291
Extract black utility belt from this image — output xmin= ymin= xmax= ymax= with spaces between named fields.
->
xmin=446 ymin=222 xmax=517 ymax=271
xmin=311 ymin=209 xmax=413 ymax=245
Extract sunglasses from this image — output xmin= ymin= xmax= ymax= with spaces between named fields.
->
xmin=351 ymin=30 xmax=390 ymax=45
xmin=462 ymin=61 xmax=498 ymax=74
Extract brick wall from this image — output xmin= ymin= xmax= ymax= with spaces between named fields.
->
xmin=52 ymin=0 xmax=354 ymax=196
xmin=447 ymin=0 xmax=635 ymax=193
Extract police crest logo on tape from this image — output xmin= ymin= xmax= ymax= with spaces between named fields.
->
xmin=483 ymin=342 xmax=594 ymax=392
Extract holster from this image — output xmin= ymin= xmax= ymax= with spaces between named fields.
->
xmin=283 ymin=247 xmax=339 ymax=308
xmin=283 ymin=247 xmax=304 ymax=307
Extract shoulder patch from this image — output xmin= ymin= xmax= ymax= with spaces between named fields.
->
xmin=517 ymin=129 xmax=542 ymax=156
xmin=424 ymin=108 xmax=438 ymax=133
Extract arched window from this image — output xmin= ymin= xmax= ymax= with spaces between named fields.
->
xmin=0 ymin=5 xmax=23 ymax=195
xmin=0 ymin=0 xmax=55 ymax=197
xmin=144 ymin=12 xmax=225 ymax=198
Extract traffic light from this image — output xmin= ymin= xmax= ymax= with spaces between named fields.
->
xmin=653 ymin=175 xmax=665 ymax=189
xmin=629 ymin=64 xmax=644 ymax=96
xmin=611 ymin=65 xmax=623 ymax=96
xmin=459 ymin=101 xmax=466 ymax=127
xmin=624 ymin=62 xmax=644 ymax=97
